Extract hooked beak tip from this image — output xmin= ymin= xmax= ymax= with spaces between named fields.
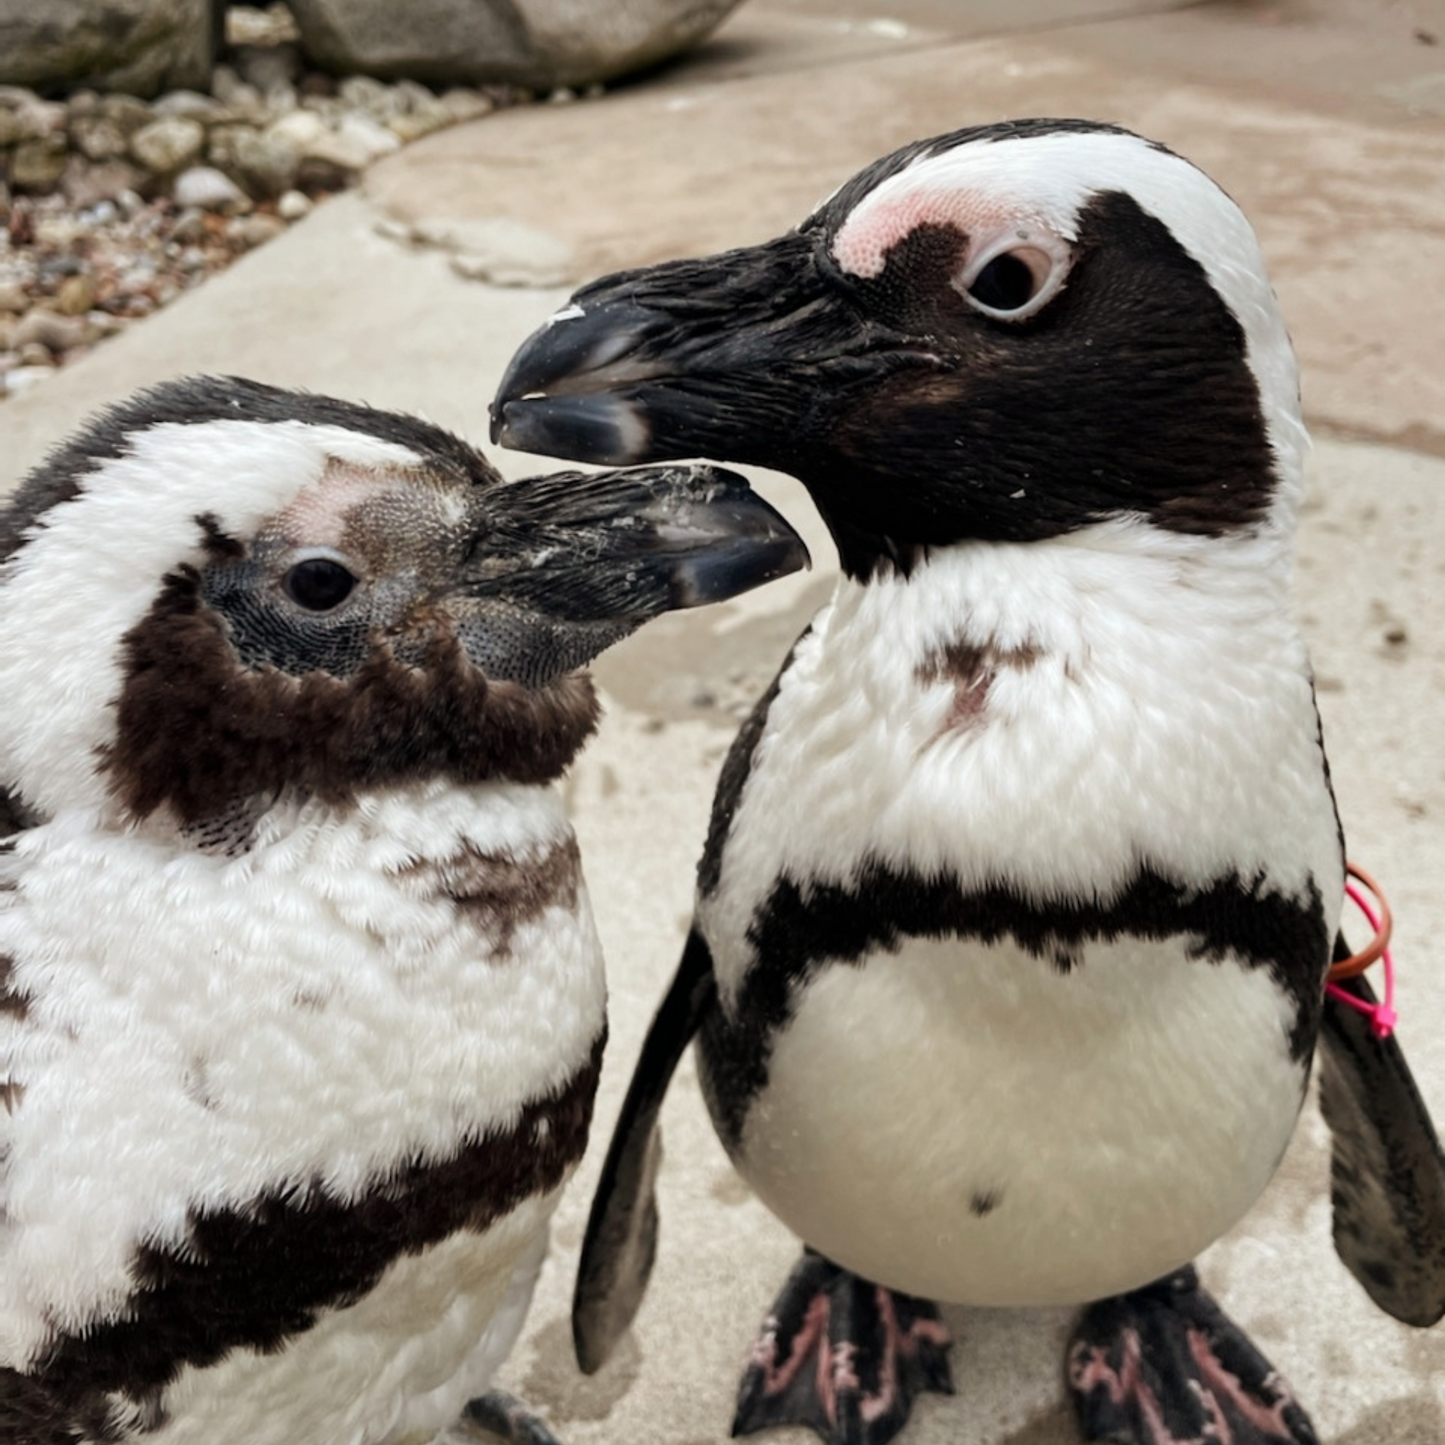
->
xmin=492 ymin=394 xmax=654 ymax=466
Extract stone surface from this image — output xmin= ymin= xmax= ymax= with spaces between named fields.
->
xmin=398 ymin=214 xmax=576 ymax=287
xmin=0 ymin=0 xmax=219 ymax=98
xmin=286 ymin=0 xmax=746 ymax=89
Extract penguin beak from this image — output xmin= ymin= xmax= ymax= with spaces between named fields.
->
xmin=489 ymin=235 xmax=921 ymax=470
xmin=465 ymin=462 xmax=809 ymax=622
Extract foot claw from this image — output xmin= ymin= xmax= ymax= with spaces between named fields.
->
xmin=733 ymin=1250 xmax=953 ymax=1445
xmin=1067 ymin=1267 xmax=1318 ymax=1445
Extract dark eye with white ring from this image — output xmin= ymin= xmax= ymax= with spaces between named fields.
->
xmin=282 ymin=555 xmax=358 ymax=612
xmin=956 ymin=230 xmax=1072 ymax=322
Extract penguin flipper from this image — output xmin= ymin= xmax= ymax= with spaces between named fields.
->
xmin=1318 ymin=954 xmax=1445 ymax=1327
xmin=734 ymin=1250 xmax=953 ymax=1445
xmin=1068 ymin=1266 xmax=1317 ymax=1444
xmin=571 ymin=929 xmax=716 ymax=1373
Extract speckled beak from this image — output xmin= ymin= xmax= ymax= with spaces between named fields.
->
xmin=474 ymin=462 xmax=808 ymax=617
xmin=448 ymin=462 xmax=808 ymax=688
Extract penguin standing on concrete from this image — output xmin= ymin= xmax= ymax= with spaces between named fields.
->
xmin=0 ymin=376 xmax=806 ymax=1445
xmin=491 ymin=121 xmax=1445 ymax=1445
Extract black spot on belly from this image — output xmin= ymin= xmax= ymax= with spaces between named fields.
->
xmin=1 ymin=1034 xmax=604 ymax=1445
xmin=970 ymin=1188 xmax=1004 ymax=1218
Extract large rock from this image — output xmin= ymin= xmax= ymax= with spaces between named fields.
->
xmin=0 ymin=0 xmax=220 ymax=98
xmin=285 ymin=0 xmax=745 ymax=90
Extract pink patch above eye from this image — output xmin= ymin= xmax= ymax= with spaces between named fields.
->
xmin=831 ymin=189 xmax=1020 ymax=279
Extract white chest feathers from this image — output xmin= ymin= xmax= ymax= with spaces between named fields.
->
xmin=0 ymin=778 xmax=606 ymax=1439
xmin=699 ymin=521 xmax=1343 ymax=1002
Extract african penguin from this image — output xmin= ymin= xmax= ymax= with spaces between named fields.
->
xmin=0 ymin=375 xmax=807 ymax=1445
xmin=490 ymin=120 xmax=1445 ymax=1445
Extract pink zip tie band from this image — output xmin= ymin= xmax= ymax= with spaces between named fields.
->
xmin=1325 ymin=863 xmax=1397 ymax=1040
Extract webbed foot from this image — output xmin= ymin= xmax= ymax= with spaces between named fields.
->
xmin=733 ymin=1248 xmax=953 ymax=1445
xmin=1067 ymin=1266 xmax=1317 ymax=1444
xmin=463 ymin=1389 xmax=567 ymax=1445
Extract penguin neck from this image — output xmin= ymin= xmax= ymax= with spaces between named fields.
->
xmin=820 ymin=515 xmax=1299 ymax=685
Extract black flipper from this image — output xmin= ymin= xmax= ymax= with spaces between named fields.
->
xmin=733 ymin=1249 xmax=953 ymax=1445
xmin=1318 ymin=934 xmax=1445 ymax=1326
xmin=465 ymin=1389 xmax=566 ymax=1444
xmin=1067 ymin=1266 xmax=1317 ymax=1445
xmin=572 ymin=929 xmax=717 ymax=1373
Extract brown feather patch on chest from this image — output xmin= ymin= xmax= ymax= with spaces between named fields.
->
xmin=915 ymin=639 xmax=1042 ymax=735
xmin=393 ymin=835 xmax=582 ymax=961
xmin=1 ymin=953 xmax=30 ymax=1023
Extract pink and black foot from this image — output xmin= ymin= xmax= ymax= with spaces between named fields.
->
xmin=1067 ymin=1266 xmax=1318 ymax=1445
xmin=734 ymin=1249 xmax=954 ymax=1445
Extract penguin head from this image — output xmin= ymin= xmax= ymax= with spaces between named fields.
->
xmin=0 ymin=377 xmax=805 ymax=828
xmin=491 ymin=119 xmax=1306 ymax=580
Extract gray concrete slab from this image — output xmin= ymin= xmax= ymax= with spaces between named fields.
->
xmin=1 ymin=1 xmax=1443 ymax=1441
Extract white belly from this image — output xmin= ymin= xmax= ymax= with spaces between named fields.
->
xmin=731 ymin=933 xmax=1308 ymax=1307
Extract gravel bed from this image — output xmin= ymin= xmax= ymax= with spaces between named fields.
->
xmin=0 ymin=5 xmax=535 ymax=402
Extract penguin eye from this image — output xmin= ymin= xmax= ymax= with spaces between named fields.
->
xmin=968 ymin=252 xmax=1043 ymax=311
xmin=282 ymin=556 xmax=358 ymax=612
xmin=956 ymin=233 xmax=1071 ymax=322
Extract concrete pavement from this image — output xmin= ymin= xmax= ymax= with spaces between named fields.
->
xmin=2 ymin=1 xmax=1443 ymax=1439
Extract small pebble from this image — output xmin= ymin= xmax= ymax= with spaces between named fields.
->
xmin=169 ymin=206 xmax=209 ymax=243
xmin=3 ymin=365 xmax=59 ymax=396
xmin=54 ymin=273 xmax=96 ymax=315
xmin=174 ymin=166 xmax=252 ymax=214
xmin=226 ymin=213 xmax=286 ymax=248
xmin=13 ymin=308 xmax=89 ymax=352
xmin=277 ymin=189 xmax=312 ymax=221
xmin=129 ymin=116 xmax=206 ymax=174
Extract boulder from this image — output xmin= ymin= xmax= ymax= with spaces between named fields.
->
xmin=285 ymin=0 xmax=744 ymax=90
xmin=0 ymin=0 xmax=220 ymax=98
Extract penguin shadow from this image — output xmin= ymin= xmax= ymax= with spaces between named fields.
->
xmin=1329 ymin=1393 xmax=1445 ymax=1445
xmin=516 ymin=1315 xmax=642 ymax=1426
xmin=590 ymin=571 xmax=832 ymax=729
xmin=994 ymin=1404 xmax=1080 ymax=1445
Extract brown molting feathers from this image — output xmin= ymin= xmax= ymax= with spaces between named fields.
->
xmin=1 ymin=952 xmax=29 ymax=1022
xmin=102 ymin=564 xmax=601 ymax=828
xmin=394 ymin=835 xmax=583 ymax=961
xmin=916 ymin=638 xmax=1043 ymax=734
